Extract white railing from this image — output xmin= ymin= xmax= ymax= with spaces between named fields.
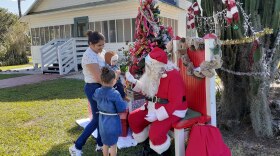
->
xmin=40 ymin=39 xmax=67 ymax=73
xmin=57 ymin=38 xmax=78 ymax=75
xmin=74 ymin=37 xmax=88 ymax=65
xmin=41 ymin=37 xmax=125 ymax=75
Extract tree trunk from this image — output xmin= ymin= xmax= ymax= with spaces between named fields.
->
xmin=199 ymin=0 xmax=280 ymax=137
xmin=17 ymin=0 xmax=21 ymax=17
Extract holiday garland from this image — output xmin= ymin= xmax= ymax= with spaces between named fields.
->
xmin=221 ymin=28 xmax=273 ymax=45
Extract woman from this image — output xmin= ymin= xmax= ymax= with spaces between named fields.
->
xmin=69 ymin=31 xmax=105 ymax=156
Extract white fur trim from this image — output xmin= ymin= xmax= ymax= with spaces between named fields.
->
xmin=155 ymin=106 xmax=169 ymax=121
xmin=161 ymin=73 xmax=167 ymax=78
xmin=165 ymin=61 xmax=179 ymax=71
xmin=132 ymin=126 xmax=149 ymax=143
xmin=140 ymin=104 xmax=146 ymax=110
xmin=145 ymin=55 xmax=165 ymax=68
xmin=147 ymin=101 xmax=156 ymax=114
xmin=227 ymin=11 xmax=233 ymax=18
xmin=150 ymin=135 xmax=171 ymax=154
xmin=132 ymin=80 xmax=142 ymax=92
xmin=231 ymin=6 xmax=238 ymax=14
xmin=173 ymin=109 xmax=188 ymax=118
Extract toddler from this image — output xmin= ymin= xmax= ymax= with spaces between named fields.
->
xmin=93 ymin=67 xmax=127 ymax=156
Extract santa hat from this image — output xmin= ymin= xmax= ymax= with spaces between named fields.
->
xmin=105 ymin=51 xmax=118 ymax=65
xmin=145 ymin=47 xmax=168 ymax=66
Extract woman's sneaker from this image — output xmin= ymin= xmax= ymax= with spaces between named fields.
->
xmin=69 ymin=144 xmax=83 ymax=156
xmin=95 ymin=145 xmax=103 ymax=152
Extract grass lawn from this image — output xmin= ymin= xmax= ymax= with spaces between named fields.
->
xmin=0 ymin=78 xmax=156 ymax=156
xmin=0 ymin=64 xmax=33 ymax=71
xmin=0 ymin=74 xmax=29 ymax=80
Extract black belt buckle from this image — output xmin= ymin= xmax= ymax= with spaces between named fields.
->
xmin=152 ymin=96 xmax=158 ymax=103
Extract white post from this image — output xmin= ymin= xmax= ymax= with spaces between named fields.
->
xmin=172 ymin=39 xmax=180 ymax=66
xmin=174 ymin=129 xmax=185 ymax=156
xmin=204 ymin=38 xmax=217 ymax=127
xmin=57 ymin=46 xmax=63 ymax=75
xmin=40 ymin=48 xmax=45 ymax=73
xmin=72 ymin=38 xmax=78 ymax=71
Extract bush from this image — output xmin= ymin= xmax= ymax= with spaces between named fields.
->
xmin=0 ymin=8 xmax=30 ymax=66
xmin=0 ymin=22 xmax=29 ymax=66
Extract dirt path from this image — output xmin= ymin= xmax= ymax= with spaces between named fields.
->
xmin=0 ymin=74 xmax=62 ymax=89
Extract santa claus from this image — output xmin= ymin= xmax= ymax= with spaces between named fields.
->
xmin=126 ymin=47 xmax=188 ymax=155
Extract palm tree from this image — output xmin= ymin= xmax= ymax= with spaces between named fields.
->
xmin=17 ymin=0 xmax=24 ymax=17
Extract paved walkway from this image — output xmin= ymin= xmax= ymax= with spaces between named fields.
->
xmin=0 ymin=74 xmax=62 ymax=89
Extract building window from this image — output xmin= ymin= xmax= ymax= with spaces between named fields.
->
xmin=109 ymin=20 xmax=116 ymax=43
xmin=116 ymin=19 xmax=124 ymax=42
xmin=168 ymin=18 xmax=172 ymax=27
xmin=95 ymin=21 xmax=101 ymax=33
xmin=132 ymin=18 xmax=136 ymax=41
xmin=60 ymin=25 xmax=65 ymax=38
xmin=124 ymin=18 xmax=131 ymax=42
xmin=31 ymin=28 xmax=35 ymax=46
xmin=40 ymin=27 xmax=45 ymax=45
xmin=174 ymin=20 xmax=178 ymax=36
xmin=54 ymin=26 xmax=60 ymax=39
xmin=102 ymin=21 xmax=109 ymax=43
xmin=163 ymin=17 xmax=168 ymax=26
xmin=89 ymin=22 xmax=95 ymax=31
xmin=34 ymin=28 xmax=40 ymax=46
xmin=49 ymin=26 xmax=54 ymax=41
xmin=44 ymin=27 xmax=50 ymax=43
xmin=65 ymin=24 xmax=71 ymax=38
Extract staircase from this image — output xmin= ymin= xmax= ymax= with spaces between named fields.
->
xmin=40 ymin=38 xmax=87 ymax=75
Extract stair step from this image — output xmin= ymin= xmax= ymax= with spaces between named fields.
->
xmin=43 ymin=70 xmax=59 ymax=74
xmin=48 ymin=66 xmax=59 ymax=70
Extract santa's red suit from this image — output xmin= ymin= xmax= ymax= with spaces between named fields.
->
xmin=126 ymin=47 xmax=188 ymax=154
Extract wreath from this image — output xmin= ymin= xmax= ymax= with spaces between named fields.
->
xmin=177 ymin=38 xmax=223 ymax=78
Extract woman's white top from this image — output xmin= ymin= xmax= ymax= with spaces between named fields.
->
xmin=82 ymin=47 xmax=105 ymax=83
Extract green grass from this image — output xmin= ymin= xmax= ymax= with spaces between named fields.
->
xmin=0 ymin=74 xmax=29 ymax=80
xmin=0 ymin=78 xmax=150 ymax=156
xmin=0 ymin=64 xmax=33 ymax=71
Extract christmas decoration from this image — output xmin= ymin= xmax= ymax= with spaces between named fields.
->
xmin=187 ymin=2 xmax=200 ymax=29
xmin=221 ymin=28 xmax=273 ymax=45
xmin=222 ymin=0 xmax=239 ymax=24
xmin=177 ymin=37 xmax=222 ymax=78
xmin=129 ymin=0 xmax=173 ymax=76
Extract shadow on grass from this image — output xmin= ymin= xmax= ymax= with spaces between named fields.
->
xmin=0 ymin=79 xmax=86 ymax=102
xmin=67 ymin=125 xmax=84 ymax=136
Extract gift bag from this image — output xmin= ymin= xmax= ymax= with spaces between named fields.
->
xmin=185 ymin=124 xmax=231 ymax=156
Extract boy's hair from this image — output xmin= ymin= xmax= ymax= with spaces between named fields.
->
xmin=105 ymin=51 xmax=117 ymax=65
xmin=101 ymin=67 xmax=116 ymax=84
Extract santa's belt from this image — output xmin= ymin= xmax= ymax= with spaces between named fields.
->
xmin=145 ymin=96 xmax=186 ymax=104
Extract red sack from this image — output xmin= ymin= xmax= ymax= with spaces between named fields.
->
xmin=185 ymin=124 xmax=231 ymax=156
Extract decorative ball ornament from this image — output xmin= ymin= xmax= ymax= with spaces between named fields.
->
xmin=233 ymin=24 xmax=239 ymax=30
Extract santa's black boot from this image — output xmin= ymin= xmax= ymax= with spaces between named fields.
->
xmin=159 ymin=148 xmax=171 ymax=156
xmin=137 ymin=139 xmax=157 ymax=156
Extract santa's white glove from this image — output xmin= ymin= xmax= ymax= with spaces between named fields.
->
xmin=145 ymin=112 xmax=157 ymax=122
xmin=125 ymin=72 xmax=137 ymax=84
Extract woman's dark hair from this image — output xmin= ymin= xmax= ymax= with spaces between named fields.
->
xmin=101 ymin=67 xmax=116 ymax=84
xmin=86 ymin=30 xmax=105 ymax=45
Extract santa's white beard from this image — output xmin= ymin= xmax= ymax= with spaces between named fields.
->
xmin=138 ymin=68 xmax=162 ymax=98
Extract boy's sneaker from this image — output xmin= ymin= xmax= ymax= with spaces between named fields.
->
xmin=69 ymin=144 xmax=83 ymax=156
xmin=95 ymin=145 xmax=103 ymax=152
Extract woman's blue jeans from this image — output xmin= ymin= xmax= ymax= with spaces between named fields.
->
xmin=75 ymin=83 xmax=103 ymax=150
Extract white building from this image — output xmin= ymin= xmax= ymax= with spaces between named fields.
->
xmin=21 ymin=0 xmax=191 ymax=75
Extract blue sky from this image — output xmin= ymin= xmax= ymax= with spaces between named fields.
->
xmin=0 ymin=0 xmax=35 ymax=15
